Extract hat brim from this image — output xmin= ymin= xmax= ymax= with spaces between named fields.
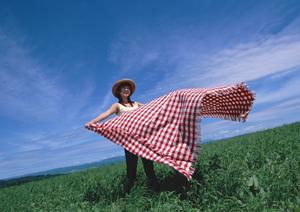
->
xmin=112 ymin=79 xmax=136 ymax=98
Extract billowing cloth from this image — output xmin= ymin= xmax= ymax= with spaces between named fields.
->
xmin=86 ymin=83 xmax=255 ymax=180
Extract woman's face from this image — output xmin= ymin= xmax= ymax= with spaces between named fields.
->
xmin=118 ymin=84 xmax=131 ymax=98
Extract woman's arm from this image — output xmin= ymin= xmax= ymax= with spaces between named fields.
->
xmin=85 ymin=103 xmax=119 ymax=127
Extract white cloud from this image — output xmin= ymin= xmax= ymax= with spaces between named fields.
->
xmin=205 ymin=36 xmax=300 ymax=84
xmin=0 ymin=141 xmax=123 ymax=179
xmin=255 ymin=73 xmax=300 ymax=105
xmin=108 ymin=31 xmax=161 ymax=72
xmin=0 ymin=28 xmax=96 ymax=125
xmin=109 ymin=23 xmax=300 ymax=106
xmin=5 ymin=125 xmax=116 ymax=154
xmin=0 ymin=26 xmax=110 ymax=162
xmin=145 ymin=35 xmax=300 ymax=97
xmin=248 ymin=96 xmax=300 ymax=122
xmin=0 ymin=28 xmax=64 ymax=121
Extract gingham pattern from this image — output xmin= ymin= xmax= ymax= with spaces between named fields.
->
xmin=86 ymin=82 xmax=255 ymax=180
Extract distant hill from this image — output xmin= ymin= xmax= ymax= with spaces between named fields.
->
xmin=33 ymin=155 xmax=125 ymax=175
xmin=0 ymin=156 xmax=124 ymax=188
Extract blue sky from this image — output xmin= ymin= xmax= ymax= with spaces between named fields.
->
xmin=1 ymin=0 xmax=300 ymax=179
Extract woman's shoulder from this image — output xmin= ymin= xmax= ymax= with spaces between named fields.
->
xmin=111 ymin=103 xmax=120 ymax=109
xmin=134 ymin=101 xmax=144 ymax=107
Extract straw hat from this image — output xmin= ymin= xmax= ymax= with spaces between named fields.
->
xmin=112 ymin=79 xmax=136 ymax=98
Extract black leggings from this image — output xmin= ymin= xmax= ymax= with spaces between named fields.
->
xmin=124 ymin=149 xmax=156 ymax=182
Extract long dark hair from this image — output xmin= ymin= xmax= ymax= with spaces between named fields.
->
xmin=117 ymin=83 xmax=135 ymax=107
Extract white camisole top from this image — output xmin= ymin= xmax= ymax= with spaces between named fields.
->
xmin=117 ymin=102 xmax=139 ymax=116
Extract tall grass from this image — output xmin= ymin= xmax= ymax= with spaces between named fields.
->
xmin=1 ymin=122 xmax=299 ymax=211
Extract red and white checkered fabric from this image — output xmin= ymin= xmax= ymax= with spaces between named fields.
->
xmin=86 ymin=83 xmax=255 ymax=180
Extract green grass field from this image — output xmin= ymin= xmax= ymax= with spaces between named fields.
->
xmin=1 ymin=122 xmax=299 ymax=211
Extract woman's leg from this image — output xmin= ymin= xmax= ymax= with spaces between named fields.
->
xmin=141 ymin=157 xmax=159 ymax=190
xmin=140 ymin=157 xmax=156 ymax=179
xmin=124 ymin=149 xmax=138 ymax=193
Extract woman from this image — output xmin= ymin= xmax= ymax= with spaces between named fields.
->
xmin=85 ymin=79 xmax=158 ymax=193
xmin=85 ymin=80 xmax=255 ymax=184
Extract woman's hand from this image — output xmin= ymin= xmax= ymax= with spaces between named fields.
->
xmin=84 ymin=121 xmax=96 ymax=128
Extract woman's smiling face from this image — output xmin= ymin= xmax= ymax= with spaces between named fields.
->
xmin=118 ymin=84 xmax=131 ymax=98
